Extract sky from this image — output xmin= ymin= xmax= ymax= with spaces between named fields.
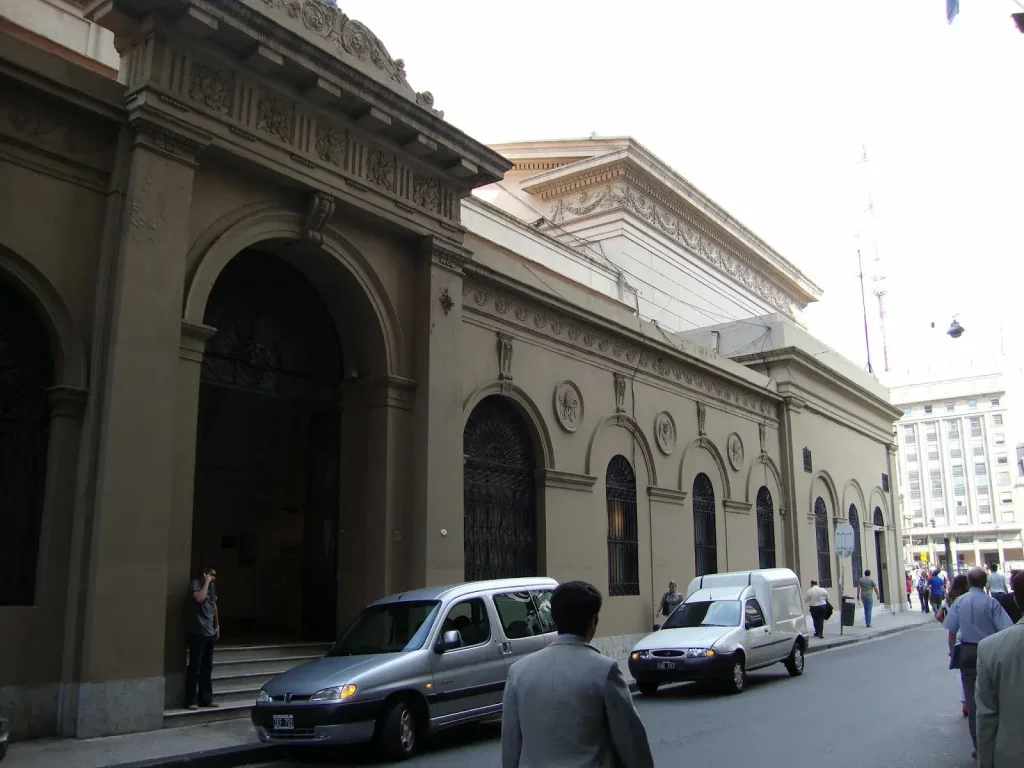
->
xmin=339 ymin=0 xmax=1024 ymax=384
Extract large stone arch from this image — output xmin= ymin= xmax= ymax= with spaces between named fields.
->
xmin=679 ymin=436 xmax=731 ymax=498
xmin=841 ymin=479 xmax=867 ymax=522
xmin=586 ymin=413 xmax=658 ymax=488
xmin=183 ymin=202 xmax=405 ymax=379
xmin=745 ymin=454 xmax=783 ymax=505
xmin=869 ymin=487 xmax=889 ymax=526
xmin=808 ymin=470 xmax=839 ymax=518
xmin=0 ymin=244 xmax=87 ymax=389
xmin=463 ymin=382 xmax=554 ymax=471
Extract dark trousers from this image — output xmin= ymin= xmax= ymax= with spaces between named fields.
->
xmin=185 ymin=634 xmax=216 ymax=707
xmin=809 ymin=604 xmax=827 ymax=637
xmin=958 ymin=643 xmax=979 ymax=749
xmin=930 ymin=594 xmax=943 ymax=614
xmin=918 ymin=588 xmax=929 ymax=612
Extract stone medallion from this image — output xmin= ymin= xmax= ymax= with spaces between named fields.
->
xmin=654 ymin=411 xmax=677 ymax=455
xmin=553 ymin=380 xmax=583 ymax=432
xmin=727 ymin=432 xmax=744 ymax=471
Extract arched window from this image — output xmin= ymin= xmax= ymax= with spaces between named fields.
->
xmin=606 ymin=455 xmax=639 ymax=596
xmin=0 ymin=277 xmax=54 ymax=606
xmin=463 ymin=396 xmax=538 ymax=582
xmin=693 ymin=473 xmax=718 ymax=577
xmin=756 ymin=486 xmax=776 ymax=569
xmin=848 ymin=505 xmax=863 ymax=579
xmin=873 ymin=506 xmax=885 ymax=527
xmin=814 ymin=497 xmax=832 ymax=587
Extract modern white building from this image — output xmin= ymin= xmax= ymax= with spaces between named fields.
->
xmin=890 ymin=371 xmax=1024 ymax=573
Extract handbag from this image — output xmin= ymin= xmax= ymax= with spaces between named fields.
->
xmin=949 ymin=641 xmax=963 ymax=670
xmin=823 ymin=600 xmax=834 ymax=620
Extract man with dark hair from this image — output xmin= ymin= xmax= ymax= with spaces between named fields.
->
xmin=995 ymin=570 xmax=1022 ymax=624
xmin=986 ymin=562 xmax=1008 ymax=596
xmin=184 ymin=566 xmax=220 ymax=710
xmin=976 ymin=570 xmax=1024 ymax=767
xmin=857 ymin=569 xmax=880 ymax=628
xmin=501 ymin=581 xmax=653 ymax=768
xmin=943 ymin=566 xmax=1013 ymax=759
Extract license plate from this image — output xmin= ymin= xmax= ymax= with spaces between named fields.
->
xmin=272 ymin=714 xmax=294 ymax=731
xmin=657 ymin=661 xmax=676 ymax=670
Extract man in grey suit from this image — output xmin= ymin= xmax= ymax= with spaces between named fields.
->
xmin=501 ymin=580 xmax=653 ymax=768
xmin=976 ymin=570 xmax=1024 ymax=768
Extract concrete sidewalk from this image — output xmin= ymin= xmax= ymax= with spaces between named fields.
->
xmin=4 ymin=607 xmax=931 ymax=768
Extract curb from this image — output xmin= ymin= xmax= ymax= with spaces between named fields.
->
xmin=109 ymin=743 xmax=288 ymax=768
xmin=805 ymin=618 xmax=931 ymax=654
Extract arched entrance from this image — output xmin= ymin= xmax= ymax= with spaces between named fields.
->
xmin=814 ymin=497 xmax=832 ymax=588
xmin=693 ymin=473 xmax=718 ymax=577
xmin=873 ymin=506 xmax=886 ymax=602
xmin=463 ymin=396 xmax=538 ymax=581
xmin=756 ymin=487 xmax=776 ymax=569
xmin=192 ymin=250 xmax=342 ymax=642
xmin=849 ymin=505 xmax=863 ymax=581
xmin=0 ymin=277 xmax=54 ymax=606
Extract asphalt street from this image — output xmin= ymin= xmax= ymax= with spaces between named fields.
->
xmin=255 ymin=623 xmax=977 ymax=768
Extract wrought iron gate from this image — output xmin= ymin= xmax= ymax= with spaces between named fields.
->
xmin=0 ymin=278 xmax=54 ymax=606
xmin=873 ymin=507 xmax=886 ymax=602
xmin=463 ymin=397 xmax=537 ymax=582
xmin=814 ymin=497 xmax=832 ymax=587
xmin=693 ymin=473 xmax=718 ymax=577
xmin=849 ymin=505 xmax=863 ymax=580
xmin=756 ymin=486 xmax=776 ymax=569
xmin=606 ymin=455 xmax=639 ymax=596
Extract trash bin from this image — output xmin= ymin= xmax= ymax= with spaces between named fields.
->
xmin=841 ymin=596 xmax=856 ymax=627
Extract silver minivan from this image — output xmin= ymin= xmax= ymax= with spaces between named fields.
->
xmin=250 ymin=577 xmax=558 ymax=760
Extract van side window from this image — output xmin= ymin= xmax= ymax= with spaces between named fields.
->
xmin=531 ymin=590 xmax=556 ymax=633
xmin=440 ymin=598 xmax=490 ymax=647
xmin=744 ymin=599 xmax=766 ymax=629
xmin=493 ymin=591 xmax=545 ymax=639
xmin=772 ymin=584 xmax=802 ymax=622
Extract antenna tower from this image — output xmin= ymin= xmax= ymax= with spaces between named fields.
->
xmin=859 ymin=145 xmax=890 ymax=372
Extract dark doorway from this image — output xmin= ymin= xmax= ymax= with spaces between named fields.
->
xmin=693 ymin=473 xmax=718 ymax=577
xmin=463 ymin=396 xmax=538 ymax=582
xmin=849 ymin=505 xmax=863 ymax=583
xmin=193 ymin=250 xmax=342 ymax=643
xmin=873 ymin=530 xmax=886 ymax=603
xmin=756 ymin=487 xmax=776 ymax=569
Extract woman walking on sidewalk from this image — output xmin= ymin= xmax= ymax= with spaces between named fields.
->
xmin=937 ymin=574 xmax=970 ymax=718
xmin=917 ymin=571 xmax=931 ymax=614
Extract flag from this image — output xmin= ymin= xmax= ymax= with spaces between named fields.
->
xmin=947 ymin=0 xmax=959 ymax=24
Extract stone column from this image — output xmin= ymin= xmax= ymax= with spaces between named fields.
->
xmin=777 ymin=396 xmax=804 ymax=579
xmin=163 ymin=320 xmax=216 ymax=708
xmin=69 ymin=118 xmax=207 ymax=737
xmin=408 ymin=240 xmax=469 ymax=587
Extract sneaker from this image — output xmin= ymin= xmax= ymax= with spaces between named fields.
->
xmin=185 ymin=705 xmax=199 ymax=711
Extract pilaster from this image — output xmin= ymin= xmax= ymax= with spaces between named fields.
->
xmin=777 ymin=398 xmax=802 ymax=580
xmin=70 ymin=119 xmax=206 ymax=737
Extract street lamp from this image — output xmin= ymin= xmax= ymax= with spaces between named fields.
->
xmin=928 ymin=316 xmax=965 ymax=339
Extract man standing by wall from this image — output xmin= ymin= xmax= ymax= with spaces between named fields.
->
xmin=943 ymin=567 xmax=1013 ymax=760
xmin=857 ymin=569 xmax=880 ymax=628
xmin=185 ymin=566 xmax=220 ymax=710
xmin=975 ymin=570 xmax=1024 ymax=767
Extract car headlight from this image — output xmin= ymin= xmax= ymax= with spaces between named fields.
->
xmin=310 ymin=684 xmax=357 ymax=702
xmin=256 ymin=690 xmax=270 ymax=704
xmin=686 ymin=648 xmax=716 ymax=658
xmin=630 ymin=650 xmax=650 ymax=661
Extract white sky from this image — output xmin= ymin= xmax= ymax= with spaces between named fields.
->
xmin=341 ymin=0 xmax=1024 ymax=379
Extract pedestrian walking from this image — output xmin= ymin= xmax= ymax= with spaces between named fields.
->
xmin=927 ymin=568 xmax=946 ymax=615
xmin=857 ymin=569 xmax=880 ymax=628
xmin=986 ymin=563 xmax=1008 ymax=596
xmin=184 ymin=566 xmax=220 ymax=710
xmin=658 ymin=580 xmax=683 ymax=619
xmin=501 ymin=580 xmax=653 ymax=768
xmin=905 ymin=570 xmax=913 ymax=608
xmin=994 ymin=570 xmax=1022 ymax=624
xmin=936 ymin=574 xmax=970 ymax=718
xmin=917 ymin=570 xmax=931 ymax=614
xmin=805 ymin=579 xmax=829 ymax=638
xmin=975 ymin=570 xmax=1024 ymax=768
xmin=943 ymin=567 xmax=1014 ymax=760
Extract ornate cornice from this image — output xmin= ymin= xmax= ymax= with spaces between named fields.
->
xmin=462 ymin=273 xmax=778 ymax=420
xmin=128 ymin=115 xmax=210 ymax=163
xmin=647 ymin=486 xmax=689 ymax=506
xmin=723 ymin=499 xmax=753 ymax=515
xmin=537 ymin=469 xmax=598 ymax=491
xmin=431 ymin=240 xmax=472 ymax=274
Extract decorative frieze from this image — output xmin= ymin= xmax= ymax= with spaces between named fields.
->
xmin=366 ymin=149 xmax=395 ymax=191
xmin=188 ymin=61 xmax=234 ymax=115
xmin=463 ymin=277 xmax=776 ymax=419
xmin=315 ymin=124 xmax=346 ymax=167
xmin=549 ymin=183 xmax=796 ymax=317
xmin=256 ymin=95 xmax=294 ymax=143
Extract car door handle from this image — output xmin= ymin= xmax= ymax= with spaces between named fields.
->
xmin=500 ymin=641 xmax=512 ymax=655
xmin=763 ymin=627 xmax=770 ymax=633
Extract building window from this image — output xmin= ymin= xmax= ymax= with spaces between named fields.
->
xmin=975 ymin=462 xmax=988 ymax=476
xmin=693 ymin=473 xmax=718 ymax=577
xmin=955 ymin=486 xmax=966 ymax=497
xmin=934 ymin=507 xmax=946 ymax=518
xmin=956 ymin=535 xmax=974 ymax=545
xmin=928 ymin=450 xmax=940 ymax=461
xmin=995 ymin=433 xmax=1005 ymax=446
xmin=991 ymin=398 xmax=1000 ymax=406
xmin=907 ymin=453 xmax=918 ymax=463
xmin=997 ymin=454 xmax=1008 ymax=465
xmin=814 ymin=497 xmax=832 ymax=588
xmin=973 ymin=445 xmax=985 ymax=457
xmin=924 ymin=405 xmax=933 ymax=414
xmin=953 ymin=465 xmax=964 ymax=478
xmin=950 ymin=448 xmax=961 ymax=459
xmin=1000 ymin=492 xmax=1012 ymax=505
xmin=948 ymin=424 xmax=960 ymax=439
xmin=998 ymin=471 xmax=1011 ymax=486
xmin=969 ymin=400 xmax=977 ymax=408
xmin=882 ymin=473 xmax=890 ymax=493
xmin=977 ymin=485 xmax=989 ymax=498
xmin=970 ymin=417 xmax=982 ymax=437
xmin=802 ymin=447 xmax=813 ymax=473
xmin=756 ymin=487 xmax=776 ymax=570
xmin=946 ymin=403 xmax=955 ymax=412
xmin=903 ymin=426 xmax=916 ymax=445
xmin=992 ymin=414 xmax=1003 ymax=426
xmin=605 ymin=455 xmax=639 ymax=596
xmin=1005 ymin=512 xmax=1015 ymax=523
xmin=930 ymin=469 xmax=943 ymax=498
xmin=848 ymin=505 xmax=863 ymax=579
xmin=902 ymin=408 xmax=911 ymax=416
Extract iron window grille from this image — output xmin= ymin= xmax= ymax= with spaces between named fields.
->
xmin=606 ymin=455 xmax=639 ymax=596
xmin=814 ymin=497 xmax=832 ymax=588
xmin=756 ymin=487 xmax=776 ymax=569
xmin=693 ymin=473 xmax=718 ymax=577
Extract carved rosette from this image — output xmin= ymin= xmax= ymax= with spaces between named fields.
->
xmin=412 ymin=173 xmax=441 ymax=212
xmin=553 ymin=380 xmax=583 ymax=433
xmin=727 ymin=432 xmax=744 ymax=471
xmin=654 ymin=411 xmax=677 ymax=456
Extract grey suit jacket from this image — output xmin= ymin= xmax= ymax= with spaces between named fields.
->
xmin=976 ymin=618 xmax=1024 ymax=768
xmin=501 ymin=634 xmax=654 ymax=768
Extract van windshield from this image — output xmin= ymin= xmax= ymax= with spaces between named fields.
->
xmin=328 ymin=601 xmax=441 ymax=656
xmin=662 ymin=600 xmax=741 ymax=629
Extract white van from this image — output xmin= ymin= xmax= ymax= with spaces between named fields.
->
xmin=628 ymin=568 xmax=809 ymax=695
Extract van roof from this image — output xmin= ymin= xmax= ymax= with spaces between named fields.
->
xmin=685 ymin=568 xmax=799 ymax=596
xmin=369 ymin=577 xmax=559 ymax=606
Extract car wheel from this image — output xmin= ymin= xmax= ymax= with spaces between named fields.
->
xmin=637 ymin=681 xmax=659 ymax=696
xmin=724 ymin=657 xmax=746 ymax=694
xmin=784 ymin=643 xmax=805 ymax=677
xmin=379 ymin=699 xmax=418 ymax=761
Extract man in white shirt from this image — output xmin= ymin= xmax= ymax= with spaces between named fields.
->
xmin=805 ymin=580 xmax=829 ymax=638
xmin=986 ymin=563 xmax=1008 ymax=596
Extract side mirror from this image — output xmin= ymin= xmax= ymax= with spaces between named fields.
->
xmin=652 ymin=623 xmax=661 ymax=632
xmin=435 ymin=630 xmax=462 ymax=653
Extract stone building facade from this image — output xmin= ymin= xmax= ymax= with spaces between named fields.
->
xmin=0 ymin=0 xmax=902 ymax=742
